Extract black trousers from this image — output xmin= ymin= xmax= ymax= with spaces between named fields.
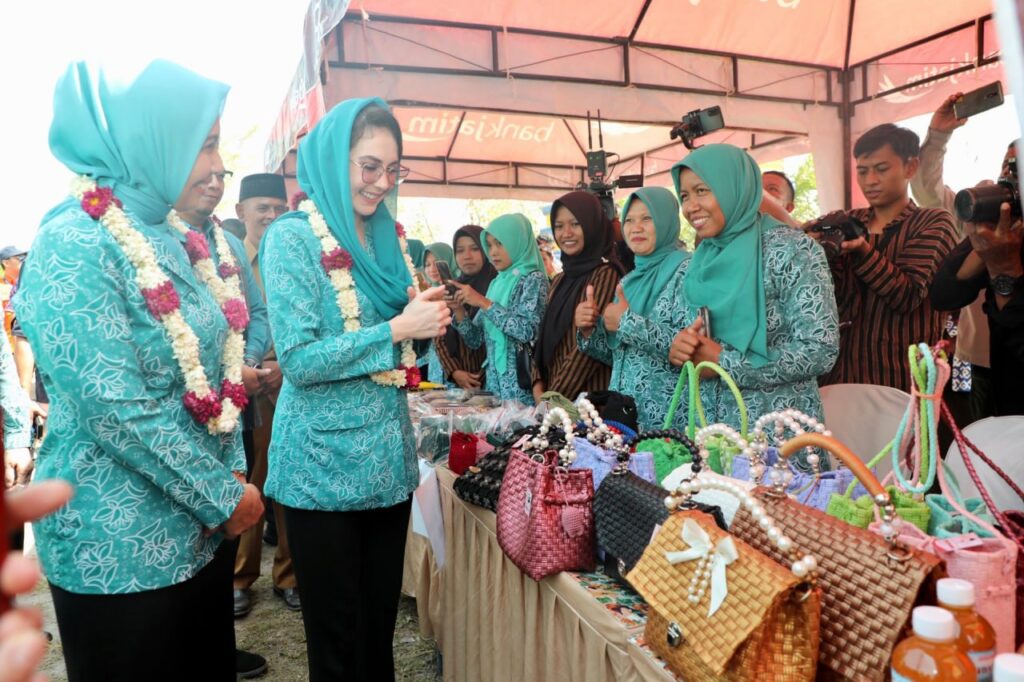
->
xmin=50 ymin=537 xmax=237 ymax=682
xmin=284 ymin=497 xmax=412 ymax=682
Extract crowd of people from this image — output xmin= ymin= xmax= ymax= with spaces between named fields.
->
xmin=0 ymin=57 xmax=1021 ymax=682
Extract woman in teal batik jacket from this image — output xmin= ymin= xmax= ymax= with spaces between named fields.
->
xmin=667 ymin=144 xmax=839 ymax=469
xmin=449 ymin=213 xmax=549 ymax=405
xmin=576 ymin=187 xmax=692 ymax=432
xmin=259 ymin=99 xmax=449 ymax=681
xmin=14 ymin=60 xmax=264 ymax=680
xmin=422 ymin=241 xmax=460 ymax=386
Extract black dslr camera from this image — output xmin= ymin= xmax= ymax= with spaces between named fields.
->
xmin=806 ymin=212 xmax=867 ymax=260
xmin=954 ymin=156 xmax=1021 ymax=224
xmin=669 ymin=106 xmax=726 ymax=150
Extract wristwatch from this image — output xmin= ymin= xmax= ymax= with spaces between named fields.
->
xmin=991 ymin=273 xmax=1022 ymax=297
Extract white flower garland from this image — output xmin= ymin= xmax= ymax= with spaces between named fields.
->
xmin=166 ymin=210 xmax=248 ymax=428
xmin=71 ymin=177 xmax=248 ymax=434
xmin=299 ymin=198 xmax=418 ymax=388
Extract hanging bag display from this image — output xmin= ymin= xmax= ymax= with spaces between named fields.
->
xmin=934 ymin=398 xmax=1024 ymax=651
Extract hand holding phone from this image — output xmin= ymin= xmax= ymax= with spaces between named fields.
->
xmin=953 ymin=82 xmax=1004 ymax=121
xmin=434 ymin=260 xmax=457 ymax=295
xmin=698 ymin=306 xmax=712 ymax=339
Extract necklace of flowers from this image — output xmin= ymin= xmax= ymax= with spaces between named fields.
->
xmin=72 ymin=176 xmax=250 ymax=434
xmin=298 ymin=198 xmax=421 ymax=389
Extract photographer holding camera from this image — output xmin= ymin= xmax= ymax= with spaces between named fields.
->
xmin=931 ymin=185 xmax=1023 ymax=417
xmin=813 ymin=123 xmax=958 ymax=392
xmin=915 ymin=91 xmax=1021 ymax=419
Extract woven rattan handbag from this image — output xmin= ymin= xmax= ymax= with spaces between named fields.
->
xmin=594 ymin=445 xmax=726 ymax=586
xmin=628 ymin=506 xmax=821 ymax=681
xmin=453 ymin=428 xmax=536 ymax=511
xmin=730 ymin=433 xmax=945 ymax=681
xmin=496 ymin=407 xmax=596 ymax=581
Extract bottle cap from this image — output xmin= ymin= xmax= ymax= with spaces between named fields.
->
xmin=937 ymin=578 xmax=976 ymax=608
xmin=995 ymin=653 xmax=1024 ymax=682
xmin=912 ymin=606 xmax=955 ymax=642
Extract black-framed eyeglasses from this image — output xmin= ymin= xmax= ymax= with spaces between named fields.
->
xmin=350 ymin=159 xmax=411 ymax=186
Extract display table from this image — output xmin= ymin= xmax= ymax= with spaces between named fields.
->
xmin=402 ymin=529 xmax=444 ymax=642
xmin=427 ymin=465 xmax=681 ymax=682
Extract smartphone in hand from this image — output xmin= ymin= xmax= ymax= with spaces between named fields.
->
xmin=953 ymin=81 xmax=1004 ymax=120
xmin=434 ymin=260 xmax=457 ymax=295
xmin=698 ymin=306 xmax=713 ymax=339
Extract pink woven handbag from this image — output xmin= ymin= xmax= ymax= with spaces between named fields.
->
xmin=496 ymin=406 xmax=595 ymax=581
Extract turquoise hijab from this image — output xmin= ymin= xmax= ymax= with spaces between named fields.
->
xmin=424 ymin=242 xmax=460 ymax=285
xmin=48 ymin=60 xmax=228 ymax=225
xmin=482 ymin=214 xmax=545 ymax=373
xmin=619 ymin=187 xmax=687 ymax=318
xmin=296 ymin=97 xmax=411 ymax=319
xmin=407 ymin=239 xmax=427 ymax=270
xmin=674 ymin=144 xmax=774 ymax=367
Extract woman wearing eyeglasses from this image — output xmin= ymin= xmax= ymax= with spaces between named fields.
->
xmin=259 ymin=98 xmax=450 ymax=681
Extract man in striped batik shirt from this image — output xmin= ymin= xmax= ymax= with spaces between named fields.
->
xmin=814 ymin=123 xmax=958 ymax=393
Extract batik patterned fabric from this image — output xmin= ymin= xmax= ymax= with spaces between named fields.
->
xmin=15 ymin=206 xmax=247 ymax=594
xmin=581 ymin=225 xmax=838 ymax=443
xmin=259 ymin=214 xmax=419 ymax=511
xmin=0 ymin=329 xmax=32 ymax=449
xmin=454 ymin=270 xmax=548 ymax=404
xmin=950 ymin=357 xmax=973 ymax=392
xmin=578 ymin=260 xmax=692 ymax=432
xmin=713 ymin=224 xmax=839 ymax=432
xmin=946 ymin=316 xmax=973 ymax=393
xmin=425 ymin=342 xmax=450 ymax=387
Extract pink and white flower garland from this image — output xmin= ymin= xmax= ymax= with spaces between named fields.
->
xmin=72 ymin=176 xmax=249 ymax=434
xmin=298 ymin=198 xmax=420 ymax=388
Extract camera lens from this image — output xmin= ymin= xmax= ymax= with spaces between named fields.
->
xmin=955 ymin=184 xmax=1017 ymax=223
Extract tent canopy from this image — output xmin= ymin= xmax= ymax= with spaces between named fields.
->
xmin=268 ymin=0 xmax=1003 ymax=210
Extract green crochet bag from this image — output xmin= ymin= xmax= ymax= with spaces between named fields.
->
xmin=634 ymin=360 xmax=747 ymax=481
xmin=825 ymin=479 xmax=931 ymax=532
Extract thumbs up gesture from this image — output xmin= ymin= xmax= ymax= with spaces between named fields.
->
xmin=574 ymin=284 xmax=599 ymax=335
xmin=602 ymin=283 xmax=629 ymax=333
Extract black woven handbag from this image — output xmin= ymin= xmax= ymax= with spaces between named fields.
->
xmin=453 ymin=446 xmax=512 ymax=511
xmin=596 ymin=429 xmax=726 ymax=586
xmin=453 ymin=426 xmax=539 ymax=511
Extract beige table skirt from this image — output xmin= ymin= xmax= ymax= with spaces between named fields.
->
xmin=399 ymin=466 xmax=679 ymax=682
